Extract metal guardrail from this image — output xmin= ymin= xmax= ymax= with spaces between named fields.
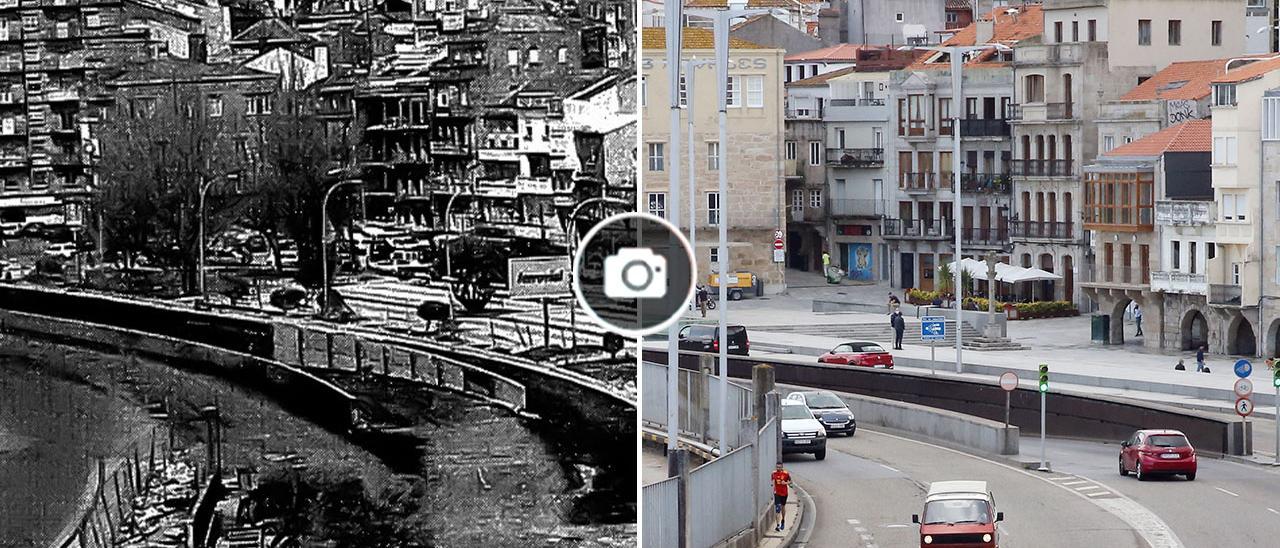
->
xmin=642 ymin=360 xmax=777 ymax=548
xmin=643 ymin=478 xmax=680 ymax=548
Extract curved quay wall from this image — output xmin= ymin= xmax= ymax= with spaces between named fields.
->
xmin=643 ymin=349 xmax=1251 ymax=456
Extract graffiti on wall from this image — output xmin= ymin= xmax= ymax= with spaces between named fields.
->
xmin=1166 ymin=99 xmax=1198 ymax=126
xmin=847 ymin=243 xmax=874 ymax=281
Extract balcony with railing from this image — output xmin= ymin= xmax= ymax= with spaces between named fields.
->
xmin=1089 ymin=266 xmax=1151 ymax=287
xmin=1155 ymin=200 xmax=1214 ymax=226
xmin=882 ymin=218 xmax=952 ymax=239
xmin=1208 ymin=284 xmax=1243 ymax=306
xmin=827 ymin=147 xmax=884 ymax=168
xmin=901 ymin=172 xmax=938 ymax=193
xmin=1009 ymin=159 xmax=1073 ymax=177
xmin=785 ymin=106 xmax=823 ymax=120
xmin=1009 ymin=220 xmax=1074 ymax=240
xmin=829 ymin=198 xmax=882 ymax=218
xmin=958 ymin=118 xmax=1011 ymax=137
xmin=1012 ymin=42 xmax=1087 ymax=66
xmin=830 ymin=98 xmax=886 ymax=107
xmin=960 ymin=173 xmax=1012 ymax=194
xmin=1150 ymin=271 xmax=1207 ymax=295
xmin=960 ymin=227 xmax=1011 ymax=246
xmin=788 ymin=206 xmax=825 ymax=223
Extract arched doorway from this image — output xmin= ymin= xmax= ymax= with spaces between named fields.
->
xmin=1039 ymin=253 xmax=1055 ymax=300
xmin=1228 ymin=315 xmax=1257 ymax=356
xmin=1109 ymin=296 xmax=1132 ymax=345
xmin=1063 ymin=255 xmax=1074 ymax=303
xmin=1181 ymin=309 xmax=1208 ymax=351
xmin=1267 ymin=319 xmax=1280 ymax=358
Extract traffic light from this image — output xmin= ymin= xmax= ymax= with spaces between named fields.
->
xmin=1274 ymin=364 xmax=1280 ymax=388
xmin=1038 ymin=363 xmax=1049 ymax=393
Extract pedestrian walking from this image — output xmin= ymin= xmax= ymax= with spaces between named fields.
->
xmin=1196 ymin=345 xmax=1206 ymax=372
xmin=888 ymin=292 xmax=901 ymax=314
xmin=1134 ymin=304 xmax=1143 ymax=337
xmin=771 ymin=462 xmax=791 ymax=531
xmin=822 ymin=251 xmax=831 ymax=269
xmin=696 ymin=284 xmax=709 ymax=318
xmin=891 ymin=311 xmax=906 ymax=350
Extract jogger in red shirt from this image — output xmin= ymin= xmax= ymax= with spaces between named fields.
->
xmin=771 ymin=463 xmax=792 ymax=531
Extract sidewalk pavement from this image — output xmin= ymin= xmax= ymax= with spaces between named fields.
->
xmin=757 ymin=484 xmax=803 ymax=548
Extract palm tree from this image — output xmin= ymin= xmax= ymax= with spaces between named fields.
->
xmin=936 ymin=263 xmax=954 ymax=298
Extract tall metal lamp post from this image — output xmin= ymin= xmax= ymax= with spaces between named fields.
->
xmin=442 ymin=188 xmax=466 ymax=320
xmin=685 ymin=0 xmax=778 ymax=460
xmin=320 ymin=178 xmax=362 ymax=310
xmin=197 ymin=173 xmax=240 ymax=300
xmin=906 ymin=42 xmax=1011 ymax=373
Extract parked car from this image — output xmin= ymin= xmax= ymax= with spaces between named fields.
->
xmin=818 ymin=341 xmax=894 ymax=368
xmin=1119 ymin=429 xmax=1197 ymax=481
xmin=43 ymin=242 xmax=77 ymax=258
xmin=19 ymin=222 xmax=73 ymax=242
xmin=207 ymin=247 xmax=251 ymax=265
xmin=786 ymin=391 xmax=856 ymax=436
xmin=912 ymin=481 xmax=1003 ymax=548
xmin=1 ymin=259 xmax=26 ymax=281
xmin=369 ymin=250 xmax=435 ymax=279
xmin=677 ymin=324 xmax=749 ymax=355
xmin=780 ymin=398 xmax=826 ymax=460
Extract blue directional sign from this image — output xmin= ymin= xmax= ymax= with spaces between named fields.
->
xmin=1234 ymin=359 xmax=1252 ymax=378
xmin=922 ymin=316 xmax=946 ymax=341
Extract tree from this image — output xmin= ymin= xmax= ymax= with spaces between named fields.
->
xmin=97 ymin=81 xmax=243 ymax=289
xmin=936 ymin=263 xmax=954 ymax=298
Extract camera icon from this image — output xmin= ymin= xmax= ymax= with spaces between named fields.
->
xmin=604 ymin=247 xmax=667 ymax=299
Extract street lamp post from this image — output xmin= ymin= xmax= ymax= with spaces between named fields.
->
xmin=197 ymin=175 xmax=235 ymax=301
xmin=907 ymin=43 xmax=1011 ymax=373
xmin=320 ymin=179 xmax=361 ymax=311
xmin=683 ymin=57 xmax=713 ymax=257
xmin=664 ymin=0 xmax=684 ymax=461
xmin=566 ymin=196 xmax=630 ymax=347
xmin=692 ymin=0 xmax=778 ymax=460
xmin=443 ymin=189 xmax=465 ymax=320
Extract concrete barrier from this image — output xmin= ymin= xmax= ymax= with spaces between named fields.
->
xmin=819 ymin=389 xmax=1019 ymax=455
xmin=645 ymin=349 xmax=1251 ymax=456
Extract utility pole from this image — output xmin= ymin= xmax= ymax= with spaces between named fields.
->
xmin=664 ymin=0 xmax=684 ymax=466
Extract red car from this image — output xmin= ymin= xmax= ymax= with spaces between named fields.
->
xmin=1118 ymin=429 xmax=1197 ymax=481
xmin=818 ymin=341 xmax=894 ymax=368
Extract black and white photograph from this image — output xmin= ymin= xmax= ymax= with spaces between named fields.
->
xmin=0 ymin=1 xmax=637 ymax=546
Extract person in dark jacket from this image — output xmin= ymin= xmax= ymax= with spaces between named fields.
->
xmin=891 ymin=311 xmax=906 ymax=349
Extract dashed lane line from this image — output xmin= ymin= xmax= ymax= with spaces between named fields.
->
xmin=860 ymin=429 xmax=1183 ymax=548
xmin=880 ymin=464 xmax=901 ymax=473
xmin=1268 ymin=508 xmax=1279 ymax=515
xmin=1215 ymin=487 xmax=1239 ymax=497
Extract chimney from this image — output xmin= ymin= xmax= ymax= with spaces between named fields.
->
xmin=189 ymin=33 xmax=208 ymax=63
xmin=976 ymin=18 xmax=994 ymax=45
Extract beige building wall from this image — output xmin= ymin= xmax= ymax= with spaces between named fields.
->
xmin=641 ymin=43 xmax=788 ymax=291
xmin=1107 ymin=0 xmax=1247 ymax=71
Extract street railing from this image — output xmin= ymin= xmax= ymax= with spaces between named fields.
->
xmin=642 ymin=360 xmax=777 ymax=548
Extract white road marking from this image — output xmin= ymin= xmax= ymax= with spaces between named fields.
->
xmin=860 ymin=534 xmax=872 ymax=541
xmin=1086 ymin=491 xmax=1111 ymax=498
xmin=862 ymin=429 xmax=1184 ymax=548
xmin=880 ymin=464 xmax=901 ymax=473
xmin=1268 ymin=508 xmax=1279 ymax=515
xmin=854 ymin=526 xmax=867 ymax=533
xmin=1060 ymin=480 xmax=1089 ymax=486
xmin=883 ymin=524 xmax=911 ymax=528
xmin=1215 ymin=487 xmax=1239 ymax=497
xmin=1075 ymin=485 xmax=1104 ymax=491
xmin=847 ymin=519 xmax=860 ymax=525
xmin=1049 ymin=476 xmax=1076 ymax=482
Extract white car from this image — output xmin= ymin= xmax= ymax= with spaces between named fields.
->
xmin=43 ymin=242 xmax=77 ymax=258
xmin=787 ymin=391 xmax=856 ymax=436
xmin=780 ymin=398 xmax=827 ymax=460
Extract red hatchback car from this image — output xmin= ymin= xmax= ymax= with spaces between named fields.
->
xmin=818 ymin=341 xmax=894 ymax=368
xmin=1119 ymin=429 xmax=1197 ymax=481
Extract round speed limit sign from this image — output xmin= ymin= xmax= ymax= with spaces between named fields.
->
xmin=1235 ymin=397 xmax=1254 ymax=417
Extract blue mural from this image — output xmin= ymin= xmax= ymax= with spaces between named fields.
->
xmin=848 ymin=243 xmax=874 ymax=281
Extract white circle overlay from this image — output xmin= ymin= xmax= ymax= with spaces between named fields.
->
xmin=571 ymin=212 xmax=697 ymax=338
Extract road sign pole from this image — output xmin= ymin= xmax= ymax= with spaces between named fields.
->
xmin=1005 ymin=391 xmax=1011 ymax=429
xmin=1039 ymin=390 xmax=1048 ymax=472
xmin=930 ymin=340 xmax=936 ymax=375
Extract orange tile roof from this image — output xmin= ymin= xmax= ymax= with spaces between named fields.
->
xmin=1211 ymin=55 xmax=1280 ymax=84
xmin=685 ymin=0 xmax=821 ymax=7
xmin=641 ymin=27 xmax=769 ymax=50
xmin=786 ymin=44 xmax=864 ymax=62
xmin=786 ymin=66 xmax=859 ymax=87
xmin=1104 ymin=120 xmax=1212 ymax=157
xmin=1118 ymin=58 xmax=1273 ymax=101
xmin=907 ymin=3 xmax=1043 ymax=70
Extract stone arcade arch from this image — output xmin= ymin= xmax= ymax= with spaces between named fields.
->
xmin=1180 ymin=309 xmax=1208 ymax=351
xmin=1227 ymin=314 xmax=1257 ymax=356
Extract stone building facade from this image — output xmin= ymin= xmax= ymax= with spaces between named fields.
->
xmin=641 ymin=27 xmax=787 ymax=292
